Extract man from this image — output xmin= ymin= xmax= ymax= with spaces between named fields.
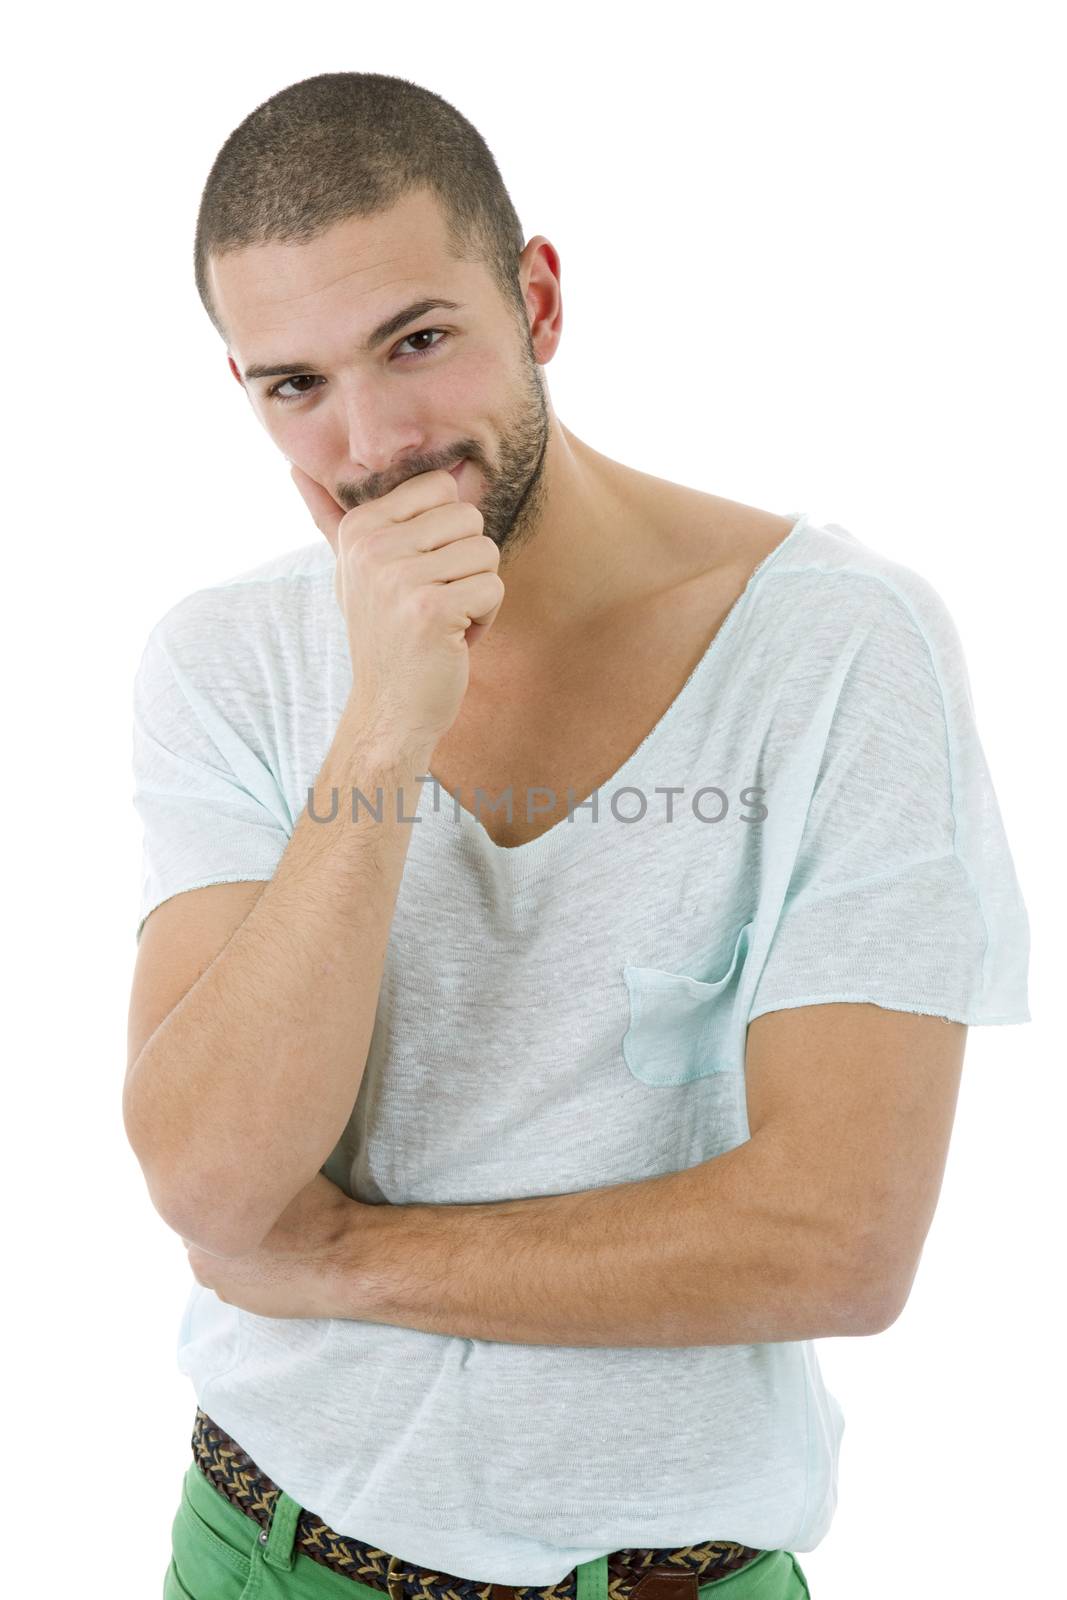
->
xmin=125 ymin=73 xmax=1030 ymax=1600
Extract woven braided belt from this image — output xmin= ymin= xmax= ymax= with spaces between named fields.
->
xmin=192 ymin=1408 xmax=767 ymax=1599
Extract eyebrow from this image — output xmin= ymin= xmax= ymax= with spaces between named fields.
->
xmin=241 ymin=297 xmax=465 ymax=381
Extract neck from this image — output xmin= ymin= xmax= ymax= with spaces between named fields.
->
xmin=489 ymin=422 xmax=658 ymax=643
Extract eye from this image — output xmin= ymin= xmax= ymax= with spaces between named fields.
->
xmin=396 ymin=327 xmax=450 ymax=360
xmin=266 ymin=375 xmax=322 ymax=404
xmin=265 ymin=327 xmax=451 ymax=404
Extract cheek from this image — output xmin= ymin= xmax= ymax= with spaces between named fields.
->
xmin=262 ymin=409 xmax=341 ymax=476
xmin=455 ymin=346 xmax=504 ymax=393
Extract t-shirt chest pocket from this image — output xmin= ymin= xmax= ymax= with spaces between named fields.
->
xmin=621 ymin=921 xmax=753 ymax=1086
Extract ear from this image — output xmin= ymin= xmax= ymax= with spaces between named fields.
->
xmin=226 ymin=353 xmax=244 ymax=388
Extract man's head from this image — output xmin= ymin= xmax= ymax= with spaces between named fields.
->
xmin=195 ymin=72 xmax=563 ymax=562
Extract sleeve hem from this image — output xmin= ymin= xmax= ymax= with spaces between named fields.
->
xmin=746 ymin=992 xmax=1032 ymax=1027
xmin=136 ymin=872 xmax=278 ymax=943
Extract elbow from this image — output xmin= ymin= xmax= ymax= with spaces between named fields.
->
xmin=135 ymin=1155 xmax=274 ymax=1260
xmin=164 ymin=1166 xmax=283 ymax=1258
xmin=846 ymin=1291 xmax=906 ymax=1337
xmin=818 ymin=1225 xmax=910 ymax=1336
xmin=160 ymin=1192 xmax=270 ymax=1260
xmin=833 ymin=1287 xmax=902 ymax=1337
xmin=836 ymin=1250 xmax=913 ymax=1337
xmin=123 ymin=1095 xmax=276 ymax=1259
xmin=862 ymin=1267 xmax=914 ymax=1334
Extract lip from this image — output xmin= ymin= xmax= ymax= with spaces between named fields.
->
xmin=448 ymin=459 xmax=465 ymax=480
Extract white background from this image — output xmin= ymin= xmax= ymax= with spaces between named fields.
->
xmin=3 ymin=3 xmax=1062 ymax=1597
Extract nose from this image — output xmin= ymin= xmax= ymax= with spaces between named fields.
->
xmin=332 ymin=375 xmax=433 ymax=494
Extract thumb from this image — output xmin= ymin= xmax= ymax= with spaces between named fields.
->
xmin=289 ymin=462 xmax=347 ymax=552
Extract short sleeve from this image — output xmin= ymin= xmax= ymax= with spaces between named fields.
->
xmin=747 ymin=580 xmax=1031 ymax=1027
xmin=131 ymin=624 xmax=294 ymax=944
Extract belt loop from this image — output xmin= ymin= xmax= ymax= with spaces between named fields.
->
xmin=261 ymin=1487 xmax=301 ymax=1571
xmin=576 ymin=1554 xmax=608 ymax=1600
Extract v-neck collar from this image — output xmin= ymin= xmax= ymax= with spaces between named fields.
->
xmin=413 ymin=511 xmax=811 ymax=887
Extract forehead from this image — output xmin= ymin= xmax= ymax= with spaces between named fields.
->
xmin=209 ymin=191 xmax=470 ymax=353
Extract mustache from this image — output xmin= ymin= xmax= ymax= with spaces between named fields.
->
xmin=337 ymin=454 xmax=471 ymax=508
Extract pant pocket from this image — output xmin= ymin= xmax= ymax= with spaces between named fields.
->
xmin=169 ymin=1472 xmax=255 ymax=1599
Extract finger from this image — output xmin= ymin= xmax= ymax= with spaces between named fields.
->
xmin=289 ymin=463 xmax=347 ymax=552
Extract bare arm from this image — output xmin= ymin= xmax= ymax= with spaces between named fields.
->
xmin=188 ymin=1001 xmax=968 ymax=1343
xmin=125 ymin=461 xmax=502 ymax=1260
xmin=332 ymin=1000 xmax=964 ymax=1346
xmin=123 ymin=700 xmax=431 ymax=1258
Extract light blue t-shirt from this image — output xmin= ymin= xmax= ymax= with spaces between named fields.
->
xmin=131 ymin=510 xmax=1030 ymax=1584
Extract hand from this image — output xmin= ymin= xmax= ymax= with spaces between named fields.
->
xmin=289 ymin=460 xmax=504 ymax=755
xmin=182 ymin=1171 xmax=363 ymax=1320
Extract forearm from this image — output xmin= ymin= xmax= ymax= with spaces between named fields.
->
xmin=124 ymin=702 xmax=431 ymax=1258
xmin=345 ymin=1135 xmax=878 ymax=1347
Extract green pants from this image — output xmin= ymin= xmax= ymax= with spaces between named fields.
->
xmin=165 ymin=1457 xmax=812 ymax=1599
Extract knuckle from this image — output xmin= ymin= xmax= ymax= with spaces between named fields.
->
xmin=408 ymin=586 xmax=440 ymax=622
xmin=350 ymin=526 xmax=388 ymax=566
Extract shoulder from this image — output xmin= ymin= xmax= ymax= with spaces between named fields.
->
xmin=726 ymin=515 xmax=984 ymax=771
xmin=136 ymin=539 xmax=337 ymax=681
xmin=673 ymin=492 xmax=964 ymax=665
xmin=755 ymin=515 xmax=970 ymax=680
